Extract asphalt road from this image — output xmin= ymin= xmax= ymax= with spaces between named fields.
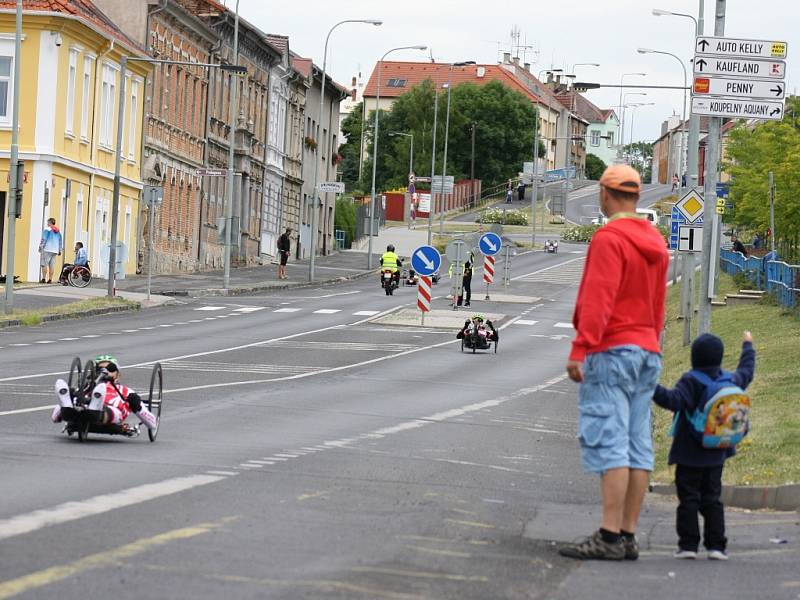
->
xmin=565 ymin=183 xmax=672 ymax=225
xmin=1 ymin=245 xmax=798 ymax=600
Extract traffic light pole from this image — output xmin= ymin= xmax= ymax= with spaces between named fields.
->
xmin=3 ymin=0 xmax=23 ymax=314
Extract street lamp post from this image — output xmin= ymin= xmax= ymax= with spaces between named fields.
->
xmin=616 ymin=73 xmax=646 ymax=161
xmin=531 ymin=68 xmax=561 ymax=245
xmin=222 ymin=0 xmax=240 ymax=292
xmin=388 ymin=131 xmax=414 ymax=176
xmin=626 ymin=102 xmax=655 ymax=148
xmin=638 ymin=48 xmax=688 ymax=191
xmin=367 ymin=45 xmax=427 ymax=269
xmin=310 ymin=19 xmax=382 ymax=282
xmin=563 ymin=64 xmax=598 ymax=203
xmin=427 ymin=82 xmax=439 ymax=246
xmin=620 ymin=92 xmax=647 ymax=162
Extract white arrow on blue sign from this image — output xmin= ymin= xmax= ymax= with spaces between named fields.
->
xmin=479 ymin=232 xmax=502 ymax=256
xmin=411 ymin=245 xmax=442 ymax=276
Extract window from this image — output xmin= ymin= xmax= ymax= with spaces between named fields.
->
xmin=128 ymin=79 xmax=139 ymax=159
xmin=65 ymin=49 xmax=78 ymax=134
xmin=387 ymin=78 xmax=407 ymax=88
xmin=590 ymin=130 xmax=600 ymax=146
xmin=124 ymin=207 xmax=131 ymax=250
xmin=76 ymin=191 xmax=84 ymax=238
xmin=100 ymin=63 xmax=117 ymax=147
xmin=81 ymin=56 xmax=94 ymax=139
xmin=606 ymin=131 xmax=614 ymax=147
xmin=0 ymin=55 xmax=12 ymax=124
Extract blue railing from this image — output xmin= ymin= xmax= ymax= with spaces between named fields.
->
xmin=720 ymin=249 xmax=799 ymax=308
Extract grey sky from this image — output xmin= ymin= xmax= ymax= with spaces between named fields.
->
xmin=233 ymin=0 xmax=797 ymax=144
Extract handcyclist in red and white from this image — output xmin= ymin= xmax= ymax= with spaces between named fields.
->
xmin=51 ymin=354 xmax=157 ymax=431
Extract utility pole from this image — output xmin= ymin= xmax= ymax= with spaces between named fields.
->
xmin=470 ymin=123 xmax=476 ymax=209
xmin=698 ymin=0 xmax=725 ymax=335
xmin=223 ymin=1 xmax=240 ymax=291
xmin=438 ymin=82 xmax=452 ymax=236
xmin=530 ymin=107 xmax=539 ymax=247
xmin=769 ymin=171 xmax=776 ymax=252
xmin=427 ymin=84 xmax=439 ymax=246
xmin=3 ymin=0 xmax=22 ymax=314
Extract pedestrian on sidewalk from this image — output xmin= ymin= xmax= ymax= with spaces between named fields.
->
xmin=409 ymin=194 xmax=417 ymax=229
xmin=506 ymin=179 xmax=513 ymax=204
xmin=653 ymin=331 xmax=755 ymax=561
xmin=38 ymin=217 xmax=63 ymax=284
xmin=560 ymin=164 xmax=669 ymax=561
xmin=517 ymin=180 xmax=525 ymax=202
xmin=277 ymin=228 xmax=292 ymax=280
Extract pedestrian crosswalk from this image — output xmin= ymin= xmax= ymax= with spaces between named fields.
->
xmin=515 ymin=258 xmax=585 ymax=285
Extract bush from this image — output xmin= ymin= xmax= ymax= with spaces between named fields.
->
xmin=477 ymin=208 xmax=529 ymax=226
xmin=561 ymin=224 xmax=600 ymax=242
xmin=334 ymin=198 xmax=357 ymax=248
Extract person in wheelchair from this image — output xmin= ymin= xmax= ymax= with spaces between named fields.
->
xmin=58 ymin=241 xmax=89 ymax=285
xmin=456 ymin=314 xmax=498 ymax=348
xmin=51 ymin=354 xmax=157 ymax=431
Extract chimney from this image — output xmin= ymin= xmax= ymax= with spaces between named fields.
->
xmin=503 ymin=52 xmax=511 ymax=64
xmin=512 ymin=56 xmax=520 ymax=66
xmin=524 ymin=62 xmax=531 ymax=72
xmin=547 ymin=72 xmax=554 ymax=84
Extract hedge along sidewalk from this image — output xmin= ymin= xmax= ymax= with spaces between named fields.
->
xmin=0 ymin=296 xmax=140 ymax=328
xmin=652 ymin=271 xmax=800 ymax=509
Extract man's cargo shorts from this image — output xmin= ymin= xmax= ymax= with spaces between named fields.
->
xmin=578 ymin=345 xmax=662 ymax=475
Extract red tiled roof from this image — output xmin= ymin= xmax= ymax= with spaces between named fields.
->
xmin=555 ymin=91 xmax=607 ymax=124
xmin=291 ymin=56 xmax=312 ymax=79
xmin=362 ymin=61 xmax=542 ymax=104
xmin=266 ymin=34 xmax=288 ymax=56
xmin=0 ymin=0 xmax=145 ymax=54
xmin=599 ymin=108 xmax=618 ymax=122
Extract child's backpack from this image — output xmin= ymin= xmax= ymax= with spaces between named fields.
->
xmin=684 ymin=370 xmax=751 ymax=449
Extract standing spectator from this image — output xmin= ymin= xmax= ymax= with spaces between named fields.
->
xmin=731 ymin=234 xmax=747 ymax=257
xmin=456 ymin=252 xmax=474 ymax=307
xmin=38 ymin=217 xmax=63 ymax=283
xmin=277 ymin=228 xmax=292 ymax=280
xmin=671 ymin=174 xmax=679 ymax=193
xmin=506 ymin=179 xmax=513 ymax=204
xmin=517 ymin=180 xmax=526 ymax=202
xmin=559 ymin=164 xmax=669 ymax=561
xmin=752 ymin=233 xmax=761 ymax=250
xmin=409 ymin=194 xmax=417 ymax=229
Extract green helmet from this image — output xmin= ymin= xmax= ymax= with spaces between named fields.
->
xmin=472 ymin=314 xmax=485 ymax=322
xmin=94 ymin=354 xmax=120 ymax=369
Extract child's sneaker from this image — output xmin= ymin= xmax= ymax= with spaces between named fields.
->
xmin=708 ymin=549 xmax=729 ymax=560
xmin=674 ymin=549 xmax=697 ymax=559
xmin=54 ymin=379 xmax=73 ymax=408
xmin=88 ymin=383 xmax=106 ymax=411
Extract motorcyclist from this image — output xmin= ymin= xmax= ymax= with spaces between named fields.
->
xmin=51 ymin=354 xmax=157 ymax=431
xmin=379 ymin=244 xmax=403 ymax=286
xmin=456 ymin=314 xmax=498 ymax=347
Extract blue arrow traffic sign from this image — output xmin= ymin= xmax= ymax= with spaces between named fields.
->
xmin=411 ymin=245 xmax=441 ymax=276
xmin=479 ymin=232 xmax=502 ymax=256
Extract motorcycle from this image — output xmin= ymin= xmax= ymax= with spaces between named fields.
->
xmin=381 ymin=269 xmax=397 ymax=295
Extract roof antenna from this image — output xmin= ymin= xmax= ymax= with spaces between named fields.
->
xmin=429 ymin=48 xmax=435 ymax=63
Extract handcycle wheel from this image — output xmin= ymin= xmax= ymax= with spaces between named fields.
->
xmin=80 ymin=360 xmax=97 ymax=399
xmin=460 ymin=338 xmax=464 ymax=353
xmin=68 ymin=357 xmax=82 ymax=396
xmin=147 ymin=363 xmax=163 ymax=442
xmin=494 ymin=339 xmax=498 ymax=354
xmin=77 ymin=420 xmax=89 ymax=442
xmin=471 ymin=335 xmax=477 ymax=354
xmin=69 ymin=266 xmax=92 ymax=288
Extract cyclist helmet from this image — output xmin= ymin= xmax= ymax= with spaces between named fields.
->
xmin=387 ymin=244 xmax=395 ymax=252
xmin=472 ymin=314 xmax=485 ymax=322
xmin=94 ymin=354 xmax=120 ymax=370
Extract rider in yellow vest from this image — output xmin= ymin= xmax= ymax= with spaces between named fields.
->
xmin=380 ymin=245 xmax=402 ymax=285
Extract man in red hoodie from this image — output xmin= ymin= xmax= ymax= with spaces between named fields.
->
xmin=559 ymin=165 xmax=669 ymax=561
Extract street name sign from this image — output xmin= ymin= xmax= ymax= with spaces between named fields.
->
xmin=691 ymin=97 xmax=784 ymax=120
xmin=693 ymin=76 xmax=785 ymax=100
xmin=411 ymin=245 xmax=441 ymax=276
xmin=478 ymin=232 xmax=502 ymax=256
xmin=692 ymin=55 xmax=785 ymax=79
xmin=678 ymin=226 xmax=703 ymax=253
xmin=695 ymin=36 xmax=788 ymax=60
xmin=318 ymin=181 xmax=345 ymax=193
xmin=196 ymin=168 xmax=226 ymax=177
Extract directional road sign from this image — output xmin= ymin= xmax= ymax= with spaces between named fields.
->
xmin=691 ymin=97 xmax=784 ymax=120
xmin=478 ymin=232 xmax=502 ymax=256
xmin=693 ymin=55 xmax=785 ymax=79
xmin=693 ymin=76 xmax=785 ymax=100
xmin=678 ymin=226 xmax=704 ymax=253
xmin=411 ymin=245 xmax=441 ymax=276
xmin=695 ymin=36 xmax=788 ymax=60
xmin=675 ymin=188 xmax=705 ymax=224
xmin=318 ymin=181 xmax=345 ymax=193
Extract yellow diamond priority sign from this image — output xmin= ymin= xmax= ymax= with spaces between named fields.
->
xmin=676 ymin=189 xmax=705 ymax=223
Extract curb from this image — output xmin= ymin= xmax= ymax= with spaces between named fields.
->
xmin=151 ymin=268 xmax=375 ymax=298
xmin=0 ymin=303 xmax=141 ymax=330
xmin=651 ymin=483 xmax=800 ymax=512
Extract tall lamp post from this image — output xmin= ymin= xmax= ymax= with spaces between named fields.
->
xmin=531 ymin=67 xmax=562 ymax=246
xmin=626 ymin=102 xmax=655 ymax=148
xmin=638 ymin=47 xmax=688 ymax=190
xmin=309 ymin=19 xmax=382 ymax=282
xmin=388 ymin=131 xmax=414 ymax=176
xmin=563 ymin=63 xmax=598 ymax=201
xmin=427 ymin=81 xmax=439 ymax=246
xmin=367 ymin=44 xmax=428 ymax=269
xmin=616 ymin=72 xmax=647 ymax=160
xmin=221 ymin=0 xmax=241 ymax=292
xmin=620 ymin=92 xmax=647 ymax=162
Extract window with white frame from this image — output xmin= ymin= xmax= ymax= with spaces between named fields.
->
xmin=124 ymin=206 xmax=131 ymax=250
xmin=99 ymin=63 xmax=117 ymax=147
xmin=0 ymin=54 xmax=12 ymax=125
xmin=128 ymin=79 xmax=138 ymax=159
xmin=590 ymin=130 xmax=600 ymax=146
xmin=81 ymin=56 xmax=94 ymax=139
xmin=606 ymin=131 xmax=614 ymax=147
xmin=76 ymin=191 xmax=84 ymax=239
xmin=65 ymin=49 xmax=78 ymax=134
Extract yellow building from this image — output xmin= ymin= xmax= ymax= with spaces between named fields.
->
xmin=0 ymin=2 xmax=150 ymax=282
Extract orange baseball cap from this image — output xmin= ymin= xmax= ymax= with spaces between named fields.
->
xmin=599 ymin=164 xmax=642 ymax=193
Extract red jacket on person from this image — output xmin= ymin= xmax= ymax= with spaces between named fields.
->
xmin=569 ymin=216 xmax=669 ymax=362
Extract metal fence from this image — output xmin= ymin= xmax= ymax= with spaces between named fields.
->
xmin=354 ymin=198 xmax=385 ymax=241
xmin=720 ymin=249 xmax=799 ymax=308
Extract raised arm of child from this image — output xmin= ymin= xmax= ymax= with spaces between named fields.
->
xmin=732 ymin=331 xmax=756 ymax=390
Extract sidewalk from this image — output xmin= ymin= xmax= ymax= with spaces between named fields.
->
xmin=352 ymin=226 xmax=428 ymax=258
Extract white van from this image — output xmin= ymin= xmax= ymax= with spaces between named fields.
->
xmin=636 ymin=208 xmax=658 ymax=226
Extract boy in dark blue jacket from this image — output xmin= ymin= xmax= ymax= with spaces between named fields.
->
xmin=653 ymin=331 xmax=755 ymax=561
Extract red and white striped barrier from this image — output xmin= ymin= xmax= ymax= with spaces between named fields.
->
xmin=417 ymin=275 xmax=432 ymax=312
xmin=483 ymin=256 xmax=495 ymax=284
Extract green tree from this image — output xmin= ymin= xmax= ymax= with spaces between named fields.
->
xmin=724 ymin=96 xmax=800 ymax=260
xmin=339 ymin=104 xmax=365 ymax=191
xmin=585 ymin=153 xmax=607 ymax=180
xmin=624 ymin=141 xmax=653 ymax=181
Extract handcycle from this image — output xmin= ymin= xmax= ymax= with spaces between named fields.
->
xmin=60 ymin=357 xmax=163 ymax=442
xmin=459 ymin=325 xmax=498 ymax=354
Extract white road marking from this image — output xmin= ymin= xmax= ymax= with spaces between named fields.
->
xmin=81 ymin=334 xmax=100 ymax=338
xmin=238 ymin=463 xmax=263 ymax=469
xmin=194 ymin=306 xmax=227 ymax=311
xmin=511 ymin=255 xmax=586 ymax=281
xmin=35 ymin=341 xmax=55 ymax=344
xmin=121 ymin=330 xmax=137 ymax=333
xmin=140 ymin=326 xmax=155 ymax=330
xmin=173 ymin=322 xmax=189 ymax=325
xmin=158 ymin=324 xmax=174 ymax=328
xmin=313 ymin=309 xmax=341 ymax=314
xmin=273 ymin=453 xmax=299 ymax=458
xmin=514 ymin=320 xmax=539 ymax=326
xmin=232 ymin=307 xmax=266 ymax=313
xmin=203 ymin=317 xmax=216 ymax=321
xmin=10 ymin=343 xmax=29 ymax=347
xmin=353 ymin=310 xmax=380 ymax=316
xmin=554 ymin=322 xmax=573 ymax=329
xmin=59 ymin=337 xmax=79 ymax=341
xmin=0 ymin=474 xmax=225 ymax=541
xmin=265 ymin=457 xmax=288 ymax=461
xmin=187 ymin=320 xmax=203 ymax=323
xmin=244 ymin=460 xmax=275 ymax=465
xmin=569 ymin=250 xmax=584 ymax=254
xmin=206 ymin=470 xmax=238 ymax=476
xmin=274 ymin=307 xmax=301 ymax=313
